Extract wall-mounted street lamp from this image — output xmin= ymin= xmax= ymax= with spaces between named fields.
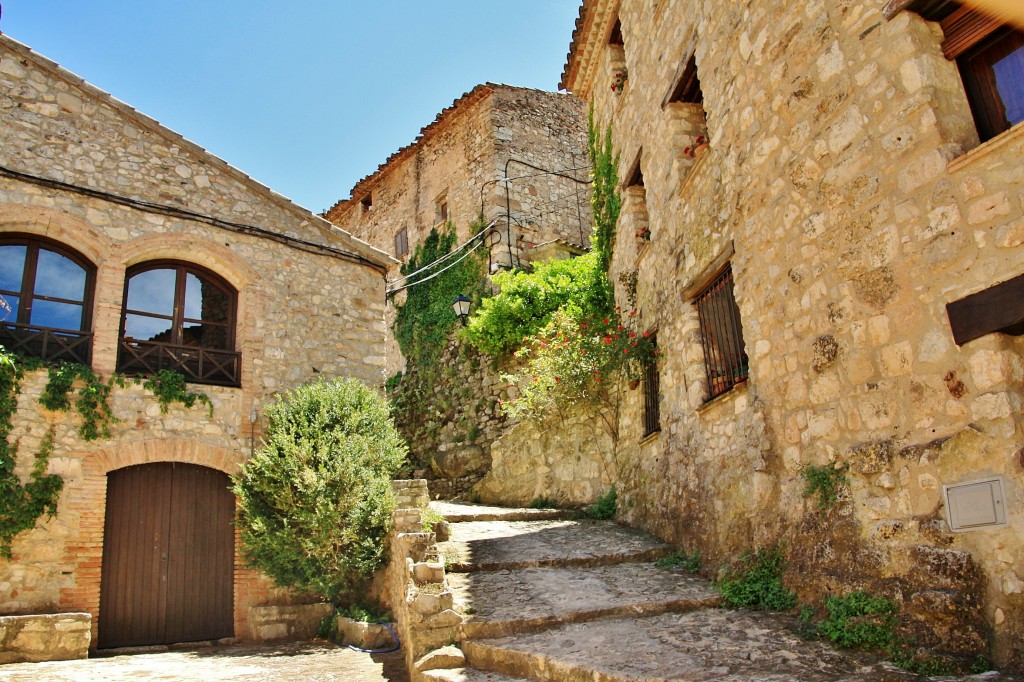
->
xmin=452 ymin=295 xmax=471 ymax=326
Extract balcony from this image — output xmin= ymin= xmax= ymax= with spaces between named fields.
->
xmin=118 ymin=339 xmax=241 ymax=387
xmin=0 ymin=323 xmax=92 ymax=365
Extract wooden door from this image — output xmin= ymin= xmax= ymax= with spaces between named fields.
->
xmin=99 ymin=462 xmax=235 ymax=648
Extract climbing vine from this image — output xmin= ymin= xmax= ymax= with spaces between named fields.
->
xmin=143 ymin=369 xmax=214 ymax=417
xmin=0 ymin=344 xmax=214 ymax=557
xmin=0 ymin=349 xmax=63 ymax=559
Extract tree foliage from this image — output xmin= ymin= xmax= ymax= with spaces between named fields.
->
xmin=232 ymin=378 xmax=407 ymax=602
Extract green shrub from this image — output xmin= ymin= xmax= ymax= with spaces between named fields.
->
xmin=717 ymin=546 xmax=797 ymax=611
xmin=464 ymin=252 xmax=610 ymax=357
xmin=232 ymin=378 xmax=407 ymax=602
xmin=656 ymin=550 xmax=701 ymax=572
xmin=529 ymin=496 xmax=558 ymax=509
xmin=581 ymin=486 xmax=616 ymax=520
xmin=816 ymin=591 xmax=897 ymax=650
xmin=800 ymin=463 xmax=848 ymax=510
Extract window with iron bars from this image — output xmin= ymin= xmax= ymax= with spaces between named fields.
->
xmin=694 ymin=264 xmax=748 ymax=401
xmin=642 ymin=332 xmax=660 ymax=437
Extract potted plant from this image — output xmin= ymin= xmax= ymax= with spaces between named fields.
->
xmin=634 ymin=227 xmax=650 ymax=241
xmin=611 ymin=68 xmax=628 ymax=93
xmin=683 ymin=135 xmax=708 ymax=159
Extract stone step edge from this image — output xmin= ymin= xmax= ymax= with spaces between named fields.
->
xmin=459 ymin=592 xmax=722 ymax=641
xmin=463 ymin=635 xmax=612 ymax=682
xmin=421 ymin=667 xmax=531 ymax=682
xmin=446 ymin=545 xmax=673 ymax=573
xmin=439 ymin=509 xmax=577 ymax=523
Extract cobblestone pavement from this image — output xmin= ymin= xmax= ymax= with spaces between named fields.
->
xmin=0 ymin=641 xmax=410 ymax=682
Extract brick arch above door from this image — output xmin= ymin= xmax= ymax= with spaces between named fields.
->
xmin=62 ymin=439 xmax=246 ymax=646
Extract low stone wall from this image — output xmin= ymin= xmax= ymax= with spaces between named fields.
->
xmin=476 ymin=408 xmax=617 ymax=507
xmin=0 ymin=613 xmax=91 ymax=663
xmin=247 ymin=604 xmax=332 ymax=642
xmin=386 ymin=480 xmax=467 ymax=682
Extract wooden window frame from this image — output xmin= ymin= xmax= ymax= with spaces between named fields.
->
xmin=941 ymin=6 xmax=1024 ymax=141
xmin=118 ymin=260 xmax=240 ymax=387
xmin=0 ymin=233 xmax=96 ymax=365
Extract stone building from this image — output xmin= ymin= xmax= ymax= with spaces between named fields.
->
xmin=562 ymin=0 xmax=1023 ymax=669
xmin=325 ymin=83 xmax=590 ymax=375
xmin=0 ymin=34 xmax=393 ymax=651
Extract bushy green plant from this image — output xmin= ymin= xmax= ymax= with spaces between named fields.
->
xmin=529 ymin=496 xmax=558 ymax=509
xmin=816 ymin=591 xmax=897 ymax=650
xmin=800 ymin=463 xmax=849 ymax=510
xmin=464 ymin=251 xmax=610 ymax=357
xmin=581 ymin=486 xmax=616 ymax=520
xmin=656 ymin=550 xmax=701 ymax=572
xmin=717 ymin=546 xmax=797 ymax=611
xmin=232 ymin=378 xmax=407 ymax=602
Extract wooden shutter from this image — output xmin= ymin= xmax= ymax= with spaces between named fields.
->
xmin=941 ymin=5 xmax=1004 ymax=58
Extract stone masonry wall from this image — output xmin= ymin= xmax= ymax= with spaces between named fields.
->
xmin=568 ymin=0 xmax=1024 ymax=669
xmin=0 ymin=34 xmax=391 ymax=645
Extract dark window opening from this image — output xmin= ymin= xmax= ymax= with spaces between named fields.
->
xmin=394 ymin=228 xmax=409 ymax=259
xmin=667 ymin=53 xmax=704 ymax=106
xmin=942 ymin=7 xmax=1024 ymax=141
xmin=642 ymin=333 xmax=660 ymax=437
xmin=625 ymin=151 xmax=645 ymax=188
xmin=436 ymin=197 xmax=449 ymax=225
xmin=608 ymin=18 xmax=624 ymax=46
xmin=694 ymin=264 xmax=748 ymax=401
xmin=118 ymin=261 xmax=239 ymax=387
xmin=360 ymin=193 xmax=373 ymax=213
xmin=0 ymin=234 xmax=95 ymax=364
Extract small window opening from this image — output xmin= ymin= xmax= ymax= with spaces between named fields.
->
xmin=625 ymin=151 xmax=645 ymax=188
xmin=642 ymin=332 xmax=660 ymax=437
xmin=666 ymin=53 xmax=704 ymax=106
xmin=360 ymin=193 xmax=373 ymax=213
xmin=608 ymin=18 xmax=624 ymax=46
xmin=694 ymin=264 xmax=748 ymax=401
xmin=394 ymin=228 xmax=409 ymax=259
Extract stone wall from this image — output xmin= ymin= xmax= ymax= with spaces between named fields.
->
xmin=0 ymin=34 xmax=392 ymax=646
xmin=0 ymin=613 xmax=91 ymax=663
xmin=566 ymin=0 xmax=1024 ymax=669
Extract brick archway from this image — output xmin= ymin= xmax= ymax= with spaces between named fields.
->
xmin=61 ymin=440 xmax=244 ymax=645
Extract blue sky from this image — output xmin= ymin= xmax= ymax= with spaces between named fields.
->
xmin=1 ymin=1 xmax=582 ymax=213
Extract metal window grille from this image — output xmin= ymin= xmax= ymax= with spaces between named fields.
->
xmin=642 ymin=333 xmax=660 ymax=437
xmin=694 ymin=264 xmax=748 ymax=400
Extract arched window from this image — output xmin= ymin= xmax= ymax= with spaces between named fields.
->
xmin=0 ymin=234 xmax=95 ymax=364
xmin=118 ymin=261 xmax=240 ymax=386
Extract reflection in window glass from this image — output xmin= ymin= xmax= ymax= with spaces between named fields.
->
xmin=993 ymin=44 xmax=1024 ymax=126
xmin=126 ymin=268 xmax=176 ymax=315
xmin=31 ymin=300 xmax=83 ymax=331
xmin=34 ymin=250 xmax=88 ymax=300
xmin=2 ymin=296 xmax=20 ymax=323
xmin=124 ymin=313 xmax=174 ymax=343
xmin=0 ymin=245 xmax=27 ymax=293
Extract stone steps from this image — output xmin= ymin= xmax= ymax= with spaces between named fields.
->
xmin=437 ymin=518 xmax=672 ymax=572
xmin=421 ymin=668 xmax=530 ymax=682
xmin=462 ymin=610 xmax=924 ymax=682
xmin=430 ymin=501 xmax=575 ymax=524
xmin=449 ymin=563 xmax=720 ymax=640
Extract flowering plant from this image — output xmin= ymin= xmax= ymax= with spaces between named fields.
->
xmin=610 ymin=68 xmax=628 ymax=93
xmin=634 ymin=227 xmax=651 ymax=241
xmin=500 ymin=308 xmax=656 ymax=427
xmin=682 ymin=134 xmax=707 ymax=158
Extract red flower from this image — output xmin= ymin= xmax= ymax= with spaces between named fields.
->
xmin=554 ymin=377 xmax=560 ymax=383
xmin=604 ymin=336 xmax=612 ymax=344
xmin=603 ymin=318 xmax=610 ymax=324
xmin=617 ymin=325 xmax=623 ymax=331
xmin=623 ymin=349 xmax=629 ymax=354
xmin=629 ymin=332 xmax=636 ymax=338
xmin=643 ymin=331 xmax=649 ymax=338
xmin=533 ymin=377 xmax=539 ymax=382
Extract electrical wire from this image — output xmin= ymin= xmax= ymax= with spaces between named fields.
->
xmin=386 ymin=232 xmax=491 ymax=297
xmin=0 ymin=164 xmax=388 ymax=274
xmin=386 ymin=220 xmax=498 ymax=291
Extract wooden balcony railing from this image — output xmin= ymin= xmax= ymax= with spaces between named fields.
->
xmin=0 ymin=323 xmax=93 ymax=365
xmin=117 ymin=339 xmax=241 ymax=387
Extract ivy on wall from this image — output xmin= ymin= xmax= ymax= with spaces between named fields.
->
xmin=0 ymin=348 xmax=213 ymax=558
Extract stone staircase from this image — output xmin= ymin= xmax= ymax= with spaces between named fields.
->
xmin=414 ymin=501 xmax=1010 ymax=682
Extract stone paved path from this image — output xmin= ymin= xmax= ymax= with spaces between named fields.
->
xmin=0 ymin=641 xmax=409 ymax=681
xmin=424 ymin=502 xmax=1019 ymax=682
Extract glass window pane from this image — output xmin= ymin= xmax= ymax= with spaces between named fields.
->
xmin=34 ymin=249 xmax=87 ymax=301
xmin=183 ymin=321 xmax=229 ymax=349
xmin=993 ymin=42 xmax=1024 ymax=126
xmin=184 ymin=272 xmax=230 ymax=323
xmin=30 ymin=300 xmax=83 ymax=331
xmin=126 ymin=269 xmax=176 ymax=314
xmin=124 ymin=313 xmax=173 ymax=343
xmin=1 ymin=295 xmax=20 ymax=323
xmin=0 ymin=245 xmax=27 ymax=293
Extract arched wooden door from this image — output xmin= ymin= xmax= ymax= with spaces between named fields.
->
xmin=98 ymin=462 xmax=235 ymax=648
